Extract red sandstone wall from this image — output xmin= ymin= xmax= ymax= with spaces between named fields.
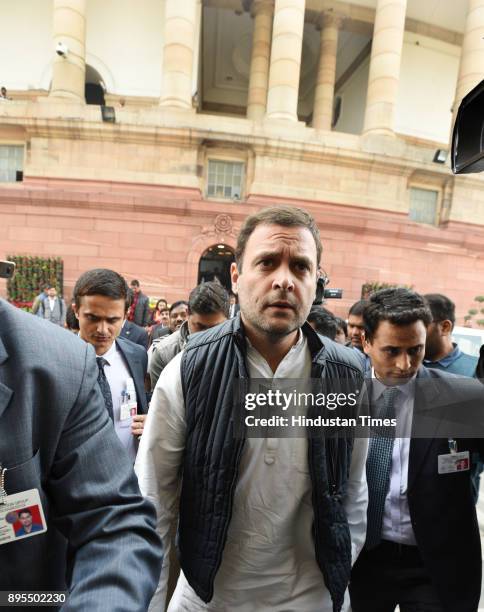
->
xmin=1 ymin=178 xmax=483 ymax=324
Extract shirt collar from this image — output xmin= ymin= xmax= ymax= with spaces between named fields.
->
xmin=370 ymin=367 xmax=416 ymax=400
xmin=423 ymin=343 xmax=460 ymax=368
xmin=96 ymin=339 xmax=117 ymax=364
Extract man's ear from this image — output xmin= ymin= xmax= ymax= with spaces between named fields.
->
xmin=441 ymin=319 xmax=453 ymax=336
xmin=72 ymin=304 xmax=80 ymax=321
xmin=362 ymin=331 xmax=371 ymax=355
xmin=230 ymin=262 xmax=240 ymax=295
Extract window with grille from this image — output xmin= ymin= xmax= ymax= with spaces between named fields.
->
xmin=409 ymin=187 xmax=439 ymax=226
xmin=0 ymin=145 xmax=24 ymax=182
xmin=207 ymin=160 xmax=244 ymax=200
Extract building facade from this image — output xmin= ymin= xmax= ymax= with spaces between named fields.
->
xmin=0 ymin=0 xmax=484 ymax=318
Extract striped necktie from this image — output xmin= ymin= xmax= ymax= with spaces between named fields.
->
xmin=365 ymin=386 xmax=398 ymax=549
xmin=96 ymin=357 xmax=114 ymax=421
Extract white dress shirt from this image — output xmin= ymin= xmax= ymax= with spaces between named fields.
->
xmin=100 ymin=341 xmax=138 ymax=462
xmin=136 ymin=331 xmax=368 ymax=611
xmin=370 ymin=373 xmax=416 ymax=545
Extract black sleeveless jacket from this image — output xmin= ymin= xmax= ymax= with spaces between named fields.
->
xmin=179 ymin=314 xmax=364 ymax=611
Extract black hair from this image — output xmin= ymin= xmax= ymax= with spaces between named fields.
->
xmin=188 ymin=282 xmax=230 ymax=318
xmin=18 ymin=509 xmax=32 ymax=517
xmin=73 ymin=269 xmax=128 ymax=309
xmin=334 ymin=316 xmax=347 ymax=336
xmin=349 ymin=299 xmax=369 ymax=317
xmin=130 ymin=279 xmax=140 ymax=287
xmin=65 ymin=304 xmax=80 ymax=331
xmin=307 ymin=307 xmax=338 ymax=340
xmin=169 ymin=300 xmax=188 ymax=315
xmin=363 ymin=288 xmax=432 ymax=341
xmin=424 ymin=293 xmax=456 ymax=329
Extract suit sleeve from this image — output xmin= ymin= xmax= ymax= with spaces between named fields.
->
xmin=143 ymin=297 xmax=151 ymax=327
xmin=47 ymin=343 xmax=163 ymax=611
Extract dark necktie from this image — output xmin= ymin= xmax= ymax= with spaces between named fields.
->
xmin=96 ymin=357 xmax=114 ymax=421
xmin=365 ymin=386 xmax=398 ymax=549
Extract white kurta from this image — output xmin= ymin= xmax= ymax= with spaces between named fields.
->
xmin=135 ymin=332 xmax=368 ymax=612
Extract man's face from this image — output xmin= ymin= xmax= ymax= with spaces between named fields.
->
xmin=47 ymin=287 xmax=57 ymax=298
xmin=169 ymin=304 xmax=188 ymax=332
xmin=363 ymin=319 xmax=426 ymax=385
xmin=347 ymin=314 xmax=365 ymax=349
xmin=231 ymin=224 xmax=318 ymax=340
xmin=74 ymin=295 xmax=125 ymax=356
xmin=19 ymin=512 xmax=32 ymax=528
xmin=131 ymin=284 xmax=140 ymax=294
xmin=188 ymin=311 xmax=227 ymax=334
xmin=160 ymin=309 xmax=170 ymax=326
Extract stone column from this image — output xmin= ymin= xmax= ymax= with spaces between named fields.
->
xmin=247 ymin=0 xmax=274 ymax=120
xmin=452 ymin=0 xmax=484 ymax=124
xmin=312 ymin=12 xmax=342 ymax=130
xmin=266 ymin=0 xmax=306 ymax=122
xmin=50 ymin=0 xmax=86 ymax=101
xmin=160 ymin=0 xmax=198 ymax=109
xmin=363 ymin=0 xmax=407 ymax=134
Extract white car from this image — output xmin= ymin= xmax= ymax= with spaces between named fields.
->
xmin=451 ymin=326 xmax=484 ymax=358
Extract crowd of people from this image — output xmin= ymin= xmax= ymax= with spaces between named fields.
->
xmin=2 ymin=204 xmax=484 ymax=612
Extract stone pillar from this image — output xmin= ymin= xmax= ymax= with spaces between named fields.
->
xmin=452 ymin=0 xmax=484 ymax=124
xmin=50 ymin=0 xmax=86 ymax=101
xmin=363 ymin=0 xmax=407 ymax=134
xmin=312 ymin=12 xmax=342 ymax=130
xmin=266 ymin=0 xmax=306 ymax=122
xmin=247 ymin=0 xmax=274 ymax=120
xmin=160 ymin=0 xmax=198 ymax=109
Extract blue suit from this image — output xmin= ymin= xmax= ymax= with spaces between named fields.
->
xmin=0 ymin=299 xmax=162 ymax=609
xmin=119 ymin=320 xmax=149 ymax=349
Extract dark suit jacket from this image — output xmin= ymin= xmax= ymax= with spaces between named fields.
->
xmin=116 ymin=337 xmax=148 ymax=414
xmin=0 ymin=300 xmax=162 ymax=608
xmin=362 ymin=366 xmax=484 ymax=612
xmin=151 ymin=324 xmax=171 ymax=342
xmin=119 ymin=320 xmax=149 ymax=349
xmin=132 ymin=292 xmax=150 ymax=327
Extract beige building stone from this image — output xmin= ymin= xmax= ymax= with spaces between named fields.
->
xmin=247 ymin=0 xmax=274 ymax=120
xmin=266 ymin=0 xmax=306 ymax=121
xmin=363 ymin=0 xmax=407 ymax=134
xmin=49 ymin=0 xmax=86 ymax=101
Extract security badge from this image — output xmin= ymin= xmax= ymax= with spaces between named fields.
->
xmin=438 ymin=439 xmax=470 ymax=474
xmin=119 ymin=377 xmax=137 ymax=422
xmin=0 ymin=468 xmax=47 ymax=545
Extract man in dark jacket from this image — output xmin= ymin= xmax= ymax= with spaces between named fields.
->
xmin=136 ymin=206 xmax=368 ymax=611
xmin=127 ymin=280 xmax=150 ymax=327
xmin=149 ymin=282 xmax=229 ymax=390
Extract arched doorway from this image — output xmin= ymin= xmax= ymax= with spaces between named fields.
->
xmin=198 ymin=244 xmax=235 ymax=293
xmin=85 ymin=65 xmax=106 ymax=105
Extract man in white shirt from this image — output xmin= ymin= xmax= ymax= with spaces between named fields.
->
xmin=136 ymin=205 xmax=368 ymax=611
xmin=74 ymin=268 xmax=149 ymax=462
xmin=40 ymin=286 xmax=66 ymax=326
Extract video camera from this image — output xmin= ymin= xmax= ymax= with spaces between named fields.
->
xmin=452 ymin=79 xmax=484 ymax=174
xmin=0 ymin=261 xmax=15 ymax=279
xmin=313 ymin=273 xmax=343 ymax=306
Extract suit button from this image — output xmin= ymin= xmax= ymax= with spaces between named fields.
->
xmin=264 ymin=455 xmax=275 ymax=465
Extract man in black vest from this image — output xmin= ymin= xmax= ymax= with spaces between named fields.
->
xmin=136 ymin=206 xmax=368 ymax=612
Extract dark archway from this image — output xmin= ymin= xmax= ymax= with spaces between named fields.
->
xmin=198 ymin=244 xmax=235 ymax=293
xmin=85 ymin=65 xmax=106 ymax=105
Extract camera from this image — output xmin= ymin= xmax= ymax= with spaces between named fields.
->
xmin=56 ymin=42 xmax=68 ymax=57
xmin=313 ymin=275 xmax=343 ymax=306
xmin=0 ymin=260 xmax=15 ymax=279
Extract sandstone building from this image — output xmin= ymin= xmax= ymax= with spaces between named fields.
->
xmin=0 ymin=0 xmax=483 ymax=318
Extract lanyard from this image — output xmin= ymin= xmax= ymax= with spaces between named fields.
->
xmin=0 ymin=464 xmax=7 ymax=504
xmin=448 ymin=438 xmax=458 ymax=454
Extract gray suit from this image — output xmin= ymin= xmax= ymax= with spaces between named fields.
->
xmin=40 ymin=296 xmax=66 ymax=326
xmin=0 ymin=299 xmax=163 ymax=609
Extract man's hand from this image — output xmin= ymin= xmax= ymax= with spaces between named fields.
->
xmin=132 ymin=414 xmax=147 ymax=437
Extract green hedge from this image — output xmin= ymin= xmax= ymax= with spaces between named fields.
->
xmin=7 ymin=255 xmax=63 ymax=310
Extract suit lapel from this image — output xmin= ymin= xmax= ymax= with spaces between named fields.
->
xmin=0 ymin=337 xmax=13 ymax=419
xmin=116 ymin=339 xmax=146 ymax=414
xmin=408 ymin=367 xmax=442 ymax=491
